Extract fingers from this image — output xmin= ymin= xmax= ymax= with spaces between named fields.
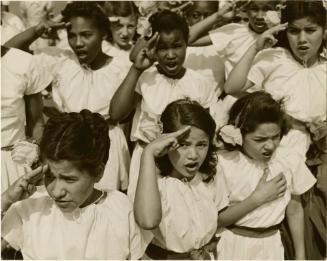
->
xmin=267 ymin=22 xmax=288 ymax=35
xmin=166 ymin=126 xmax=192 ymax=140
xmin=148 ymin=32 xmax=159 ymax=50
xmin=24 ymin=164 xmax=48 ymax=184
xmin=108 ymin=17 xmax=120 ymax=23
xmin=259 ymin=168 xmax=269 ymax=182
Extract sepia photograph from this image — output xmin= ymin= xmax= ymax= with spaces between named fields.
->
xmin=1 ymin=0 xmax=326 ymax=259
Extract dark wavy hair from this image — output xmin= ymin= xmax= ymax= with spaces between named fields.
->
xmin=218 ymin=92 xmax=290 ymax=150
xmin=276 ymin=0 xmax=326 ymax=54
xmin=40 ymin=109 xmax=110 ymax=177
xmin=62 ymin=1 xmax=111 ymax=37
xmin=149 ymin=9 xmax=189 ymax=42
xmin=156 ymin=99 xmax=218 ymax=181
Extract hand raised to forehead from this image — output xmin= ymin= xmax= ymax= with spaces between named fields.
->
xmin=3 ymin=165 xmax=48 ymax=205
xmin=145 ymin=126 xmax=191 ymax=158
xmin=255 ymin=22 xmax=288 ymax=51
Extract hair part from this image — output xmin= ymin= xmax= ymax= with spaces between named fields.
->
xmin=156 ymin=99 xmax=218 ymax=181
xmin=40 ymin=109 xmax=110 ymax=177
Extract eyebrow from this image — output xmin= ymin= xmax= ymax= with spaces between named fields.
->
xmin=253 ymin=132 xmax=280 ymax=138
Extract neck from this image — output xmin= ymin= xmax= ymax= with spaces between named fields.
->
xmin=79 ymin=188 xmax=102 ymax=208
xmin=88 ymin=51 xmax=109 ymax=70
xmin=113 ymin=42 xmax=131 ymax=51
xmin=294 ymin=53 xmax=319 ymax=68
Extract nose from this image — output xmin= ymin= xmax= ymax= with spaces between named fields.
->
xmin=75 ymin=36 xmax=84 ymax=47
xmin=120 ymin=26 xmax=128 ymax=37
xmin=264 ymin=139 xmax=276 ymax=151
xmin=166 ymin=49 xmax=176 ymax=59
xmin=187 ymin=146 xmax=198 ymax=160
xmin=51 ymin=180 xmax=66 ymax=199
xmin=298 ymin=30 xmax=307 ymax=43
xmin=256 ymin=10 xmax=265 ymax=20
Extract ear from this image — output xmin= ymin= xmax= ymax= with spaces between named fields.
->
xmin=94 ymin=163 xmax=105 ymax=183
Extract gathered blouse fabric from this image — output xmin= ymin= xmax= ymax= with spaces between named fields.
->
xmin=1 ymin=48 xmax=51 ymax=191
xmin=144 ymin=173 xmax=229 ymax=253
xmin=1 ymin=190 xmax=146 ymax=259
xmin=33 ymin=47 xmax=131 ymax=191
xmin=209 ymin=23 xmax=259 ymax=77
xmin=127 ymin=67 xmax=218 ymax=201
xmin=248 ymin=47 xmax=327 ymax=157
xmin=215 ymin=149 xmax=316 ymax=259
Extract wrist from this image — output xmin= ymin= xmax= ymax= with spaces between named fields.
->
xmin=131 ymin=64 xmax=145 ymax=73
xmin=248 ymin=193 xmax=263 ymax=208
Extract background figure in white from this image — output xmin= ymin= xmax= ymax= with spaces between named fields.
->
xmin=1 ymin=46 xmax=50 ymax=191
xmin=19 ymin=1 xmax=55 ymax=50
xmin=1 ymin=2 xmax=25 ymax=44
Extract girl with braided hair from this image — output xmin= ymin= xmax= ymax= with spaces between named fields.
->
xmin=5 ymin=1 xmax=131 ymax=192
xmin=1 ymin=109 xmax=145 ymax=259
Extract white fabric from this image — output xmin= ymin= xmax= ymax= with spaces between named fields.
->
xmin=1 ymin=48 xmax=51 ymax=191
xmin=1 ymin=48 xmax=50 ymax=147
xmin=215 ymin=149 xmax=316 ymax=259
xmin=185 ymin=45 xmax=225 ymax=97
xmin=248 ymin=47 xmax=327 ymax=157
xmin=2 ymin=190 xmax=146 ymax=259
xmin=209 ymin=23 xmax=259 ymax=77
xmin=127 ymin=67 xmax=218 ymax=200
xmin=1 ymin=11 xmax=25 ymax=44
xmin=102 ymin=41 xmax=133 ymax=67
xmin=33 ymin=47 xmax=131 ymax=191
xmin=148 ymin=173 xmax=228 ymax=253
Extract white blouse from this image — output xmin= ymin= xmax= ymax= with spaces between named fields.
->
xmin=2 ymin=190 xmax=146 ymax=259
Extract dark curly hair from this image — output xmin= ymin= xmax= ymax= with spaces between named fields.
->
xmin=276 ymin=0 xmax=326 ymax=55
xmin=156 ymin=99 xmax=218 ymax=181
xmin=40 ymin=109 xmax=110 ymax=177
xmin=149 ymin=9 xmax=189 ymax=42
xmin=218 ymin=92 xmax=290 ymax=150
xmin=61 ymin=1 xmax=111 ymax=36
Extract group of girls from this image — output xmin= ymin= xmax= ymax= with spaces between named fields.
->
xmin=1 ymin=0 xmax=326 ymax=260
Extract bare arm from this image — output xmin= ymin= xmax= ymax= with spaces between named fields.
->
xmin=109 ymin=65 xmax=142 ymax=121
xmin=24 ymin=93 xmax=44 ymax=143
xmin=134 ymin=127 xmax=191 ymax=230
xmin=134 ymin=148 xmax=162 ymax=229
xmin=4 ymin=21 xmax=66 ymax=52
xmin=224 ymin=44 xmax=257 ymax=95
xmin=110 ymin=33 xmax=159 ymax=121
xmin=286 ymin=195 xmax=306 ymax=259
xmin=218 ymin=170 xmax=287 ymax=228
xmin=224 ymin=23 xmax=288 ymax=95
xmin=188 ymin=3 xmax=234 ymax=45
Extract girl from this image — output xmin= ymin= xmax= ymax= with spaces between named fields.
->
xmin=215 ymin=92 xmax=316 ymax=259
xmin=188 ymin=0 xmax=281 ymax=77
xmin=134 ymin=98 xmax=286 ymax=259
xmin=183 ymin=1 xmax=226 ymax=97
xmin=1 ymin=109 xmax=145 ymax=260
xmin=224 ymin=0 xmax=326 ymax=159
xmin=109 ymin=10 xmax=219 ymax=201
xmin=5 ymin=1 xmax=131 ymax=192
xmin=134 ymin=99 xmax=226 ymax=259
xmin=101 ymin=1 xmax=139 ymax=67
xmin=1 ymin=45 xmax=50 ymax=191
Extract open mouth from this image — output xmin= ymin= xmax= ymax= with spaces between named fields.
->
xmin=184 ymin=162 xmax=198 ymax=172
xmin=165 ymin=62 xmax=178 ymax=71
xmin=262 ymin=151 xmax=273 ymax=159
xmin=298 ymin=46 xmax=309 ymax=52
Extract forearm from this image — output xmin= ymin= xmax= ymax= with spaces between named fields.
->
xmin=1 ymin=192 xmax=14 ymax=213
xmin=188 ymin=12 xmax=220 ymax=44
xmin=218 ymin=195 xmax=260 ymax=228
xmin=4 ymin=25 xmax=41 ymax=51
xmin=134 ymin=149 xmax=162 ymax=229
xmin=109 ymin=65 xmax=142 ymax=121
xmin=224 ymin=44 xmax=258 ymax=95
xmin=25 ymin=93 xmax=44 ymax=143
xmin=286 ymin=195 xmax=306 ymax=259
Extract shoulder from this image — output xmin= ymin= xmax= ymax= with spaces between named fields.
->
xmin=100 ymin=190 xmax=133 ymax=212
